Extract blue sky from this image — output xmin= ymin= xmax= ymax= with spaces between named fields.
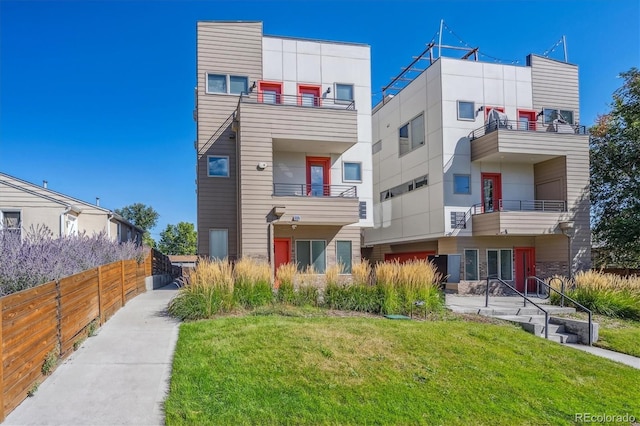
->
xmin=1 ymin=0 xmax=638 ymax=241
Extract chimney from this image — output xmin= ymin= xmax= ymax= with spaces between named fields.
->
xmin=43 ymin=180 xmax=48 ymax=188
xmin=96 ymin=197 xmax=100 ymax=207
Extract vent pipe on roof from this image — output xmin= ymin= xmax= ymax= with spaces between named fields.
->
xmin=43 ymin=180 xmax=48 ymax=188
xmin=96 ymin=197 xmax=100 ymax=207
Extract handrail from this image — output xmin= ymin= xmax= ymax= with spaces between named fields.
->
xmin=527 ymin=276 xmax=593 ymax=346
xmin=471 ymin=200 xmax=566 ymax=214
xmin=485 ymin=276 xmax=549 ymax=340
xmin=468 ymin=119 xmax=588 ymax=140
xmin=240 ymin=92 xmax=356 ymax=110
xmin=273 ymin=183 xmax=357 ymax=198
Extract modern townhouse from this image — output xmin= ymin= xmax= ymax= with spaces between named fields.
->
xmin=364 ymin=46 xmax=590 ymax=293
xmin=195 ymin=21 xmax=372 ymax=275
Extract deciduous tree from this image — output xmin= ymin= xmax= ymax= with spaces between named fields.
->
xmin=115 ymin=203 xmax=159 ymax=248
xmin=158 ymin=222 xmax=197 ymax=255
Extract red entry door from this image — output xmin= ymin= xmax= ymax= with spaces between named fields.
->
xmin=518 ymin=110 xmax=537 ymax=131
xmin=274 ymin=238 xmax=291 ymax=271
xmin=514 ymin=247 xmax=536 ymax=292
xmin=481 ymin=173 xmax=502 ymax=212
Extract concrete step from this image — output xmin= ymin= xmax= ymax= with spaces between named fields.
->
xmin=545 ymin=332 xmax=579 ymax=344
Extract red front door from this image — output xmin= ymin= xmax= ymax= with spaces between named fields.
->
xmin=514 ymin=247 xmax=536 ymax=292
xmin=517 ymin=110 xmax=537 ymax=131
xmin=274 ymin=238 xmax=291 ymax=271
xmin=481 ymin=173 xmax=502 ymax=212
xmin=298 ymin=85 xmax=321 ymax=106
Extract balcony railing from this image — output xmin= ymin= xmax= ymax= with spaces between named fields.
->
xmin=472 ymin=199 xmax=566 ymax=215
xmin=469 ymin=119 xmax=587 ymax=140
xmin=273 ymin=183 xmax=357 ymax=198
xmin=240 ymin=92 xmax=355 ymax=110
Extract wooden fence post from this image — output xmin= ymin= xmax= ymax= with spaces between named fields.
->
xmin=97 ymin=266 xmax=104 ymax=325
xmin=120 ymin=260 xmax=125 ymax=307
xmin=55 ymin=279 xmax=63 ymax=357
xmin=0 ymin=298 xmax=5 ymax=422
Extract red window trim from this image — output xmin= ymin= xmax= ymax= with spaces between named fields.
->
xmin=516 ymin=109 xmax=538 ymax=131
xmin=484 ymin=106 xmax=505 ymax=120
xmin=480 ymin=172 xmax=502 ymax=212
xmin=306 ymin=156 xmax=331 ymax=196
xmin=297 ymin=84 xmax=322 ymax=107
xmin=258 ymin=81 xmax=283 ymax=104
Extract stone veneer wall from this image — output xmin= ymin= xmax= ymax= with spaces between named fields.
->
xmin=536 ymin=261 xmax=569 ymax=279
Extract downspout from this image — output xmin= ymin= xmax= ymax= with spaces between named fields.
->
xmin=107 ymin=213 xmax=114 ymax=239
xmin=60 ymin=206 xmax=71 ymax=237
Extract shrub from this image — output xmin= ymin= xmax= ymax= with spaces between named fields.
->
xmin=550 ymin=271 xmax=640 ymax=320
xmin=168 ymin=258 xmax=234 ymax=320
xmin=233 ymin=258 xmax=273 ymax=308
xmin=275 ymin=263 xmax=297 ymax=304
xmin=0 ymin=226 xmax=143 ymax=296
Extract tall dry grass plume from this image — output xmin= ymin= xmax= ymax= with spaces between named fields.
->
xmin=325 ymin=263 xmax=342 ymax=286
xmin=234 ymin=258 xmax=271 ymax=285
xmin=189 ymin=258 xmax=234 ymax=291
xmin=276 ymin=262 xmax=297 ymax=287
xmin=352 ymin=261 xmax=372 ymax=286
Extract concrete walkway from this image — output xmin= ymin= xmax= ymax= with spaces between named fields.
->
xmin=5 ymin=283 xmax=180 ymax=426
xmin=446 ymin=294 xmax=640 ymax=370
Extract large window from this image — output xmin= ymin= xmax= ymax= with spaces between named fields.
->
xmin=336 ymin=240 xmax=352 ymax=273
xmin=454 ymin=174 xmax=471 ymax=194
xmin=380 ymin=174 xmax=428 ymax=201
xmin=206 ymin=74 xmax=248 ymax=95
xmin=335 ymin=84 xmax=354 ymax=103
xmin=208 ymin=155 xmax=229 ymax=177
xmin=1 ymin=211 xmax=21 ymax=237
xmin=487 ymin=249 xmax=513 ymax=280
xmin=464 ymin=249 xmax=479 ymax=280
xmin=209 ymin=229 xmax=228 ymax=260
xmin=543 ymin=108 xmax=574 ymax=124
xmin=457 ymin=101 xmax=475 ymax=120
xmin=343 ymin=162 xmax=362 ymax=182
xmin=296 ymin=240 xmax=326 ymax=273
xmin=399 ymin=114 xmax=425 ymax=156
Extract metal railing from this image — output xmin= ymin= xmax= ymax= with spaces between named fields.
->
xmin=527 ymin=276 xmax=593 ymax=346
xmin=240 ymin=92 xmax=355 ymax=110
xmin=471 ymin=199 xmax=566 ymax=215
xmin=273 ymin=183 xmax=357 ymax=198
xmin=469 ymin=119 xmax=587 ymax=140
xmin=485 ymin=276 xmax=550 ymax=340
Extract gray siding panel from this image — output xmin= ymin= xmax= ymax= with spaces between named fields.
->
xmin=529 ymin=55 xmax=580 ymax=123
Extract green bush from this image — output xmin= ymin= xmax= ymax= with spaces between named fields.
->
xmin=233 ymin=258 xmax=274 ymax=308
xmin=295 ymin=285 xmax=320 ymax=307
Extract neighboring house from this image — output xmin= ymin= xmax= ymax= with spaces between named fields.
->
xmin=195 ymin=21 xmax=372 ymax=274
xmin=0 ymin=172 xmax=143 ymax=243
xmin=364 ymin=47 xmax=590 ymax=292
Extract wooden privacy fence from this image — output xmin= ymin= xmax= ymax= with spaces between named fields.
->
xmin=0 ymin=251 xmax=176 ymax=421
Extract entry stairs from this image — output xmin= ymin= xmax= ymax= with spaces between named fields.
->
xmin=447 ymin=295 xmax=585 ymax=344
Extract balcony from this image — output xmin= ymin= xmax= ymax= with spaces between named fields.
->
xmin=237 ymin=93 xmax=358 ymax=154
xmin=471 ymin=199 xmax=567 ymax=236
xmin=469 ymin=120 xmax=589 ymax=163
xmin=271 ymin=183 xmax=360 ymax=226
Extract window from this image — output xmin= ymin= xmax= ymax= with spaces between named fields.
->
xmin=336 ymin=241 xmax=352 ymax=273
xmin=372 ymin=140 xmax=382 ymax=155
xmin=258 ymin=81 xmax=282 ymax=104
xmin=208 ymin=155 xmax=229 ymax=177
xmin=450 ymin=212 xmax=466 ymax=229
xmin=359 ymin=201 xmax=367 ymax=219
xmin=380 ymin=174 xmax=428 ymax=201
xmin=229 ymin=76 xmax=249 ymax=95
xmin=457 ymin=101 xmax=475 ymax=120
xmin=543 ymin=108 xmax=574 ymax=124
xmin=295 ymin=240 xmax=326 ymax=273
xmin=65 ymin=214 xmax=78 ymax=236
xmin=487 ymin=249 xmax=513 ymax=280
xmin=464 ymin=249 xmax=479 ymax=280
xmin=1 ymin=211 xmax=21 ymax=237
xmin=206 ymin=74 xmax=248 ymax=95
xmin=454 ymin=175 xmax=471 ymax=194
xmin=207 ymin=74 xmax=226 ymax=94
xmin=298 ymin=85 xmax=321 ymax=107
xmin=209 ymin=229 xmax=228 ymax=260
xmin=335 ymin=84 xmax=354 ymax=102
xmin=399 ymin=114 xmax=425 ymax=156
xmin=343 ymin=162 xmax=362 ymax=182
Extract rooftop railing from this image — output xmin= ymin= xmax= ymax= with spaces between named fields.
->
xmin=273 ymin=183 xmax=357 ymax=198
xmin=472 ymin=199 xmax=566 ymax=215
xmin=469 ymin=119 xmax=587 ymax=140
xmin=240 ymin=92 xmax=355 ymax=110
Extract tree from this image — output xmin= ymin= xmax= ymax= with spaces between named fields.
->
xmin=590 ymin=68 xmax=640 ymax=267
xmin=115 ymin=203 xmax=159 ymax=248
xmin=158 ymin=222 xmax=197 ymax=255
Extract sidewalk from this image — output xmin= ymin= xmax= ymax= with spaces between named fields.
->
xmin=5 ymin=283 xmax=180 ymax=426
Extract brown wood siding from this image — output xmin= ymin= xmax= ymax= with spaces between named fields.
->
xmin=534 ymin=157 xmax=567 ymax=201
xmin=237 ymin=102 xmax=358 ymax=258
xmin=472 ymin=212 xmax=562 ymax=236
xmin=529 ymin=55 xmax=580 ymax=124
xmin=196 ymin=22 xmax=263 ymax=257
xmin=274 ymin=197 xmax=359 ymax=226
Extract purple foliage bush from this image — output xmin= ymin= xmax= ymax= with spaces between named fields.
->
xmin=0 ymin=225 xmax=144 ymax=296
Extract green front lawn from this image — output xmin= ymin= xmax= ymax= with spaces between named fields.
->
xmin=165 ymin=313 xmax=639 ymax=425
xmin=595 ymin=316 xmax=640 ymax=357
